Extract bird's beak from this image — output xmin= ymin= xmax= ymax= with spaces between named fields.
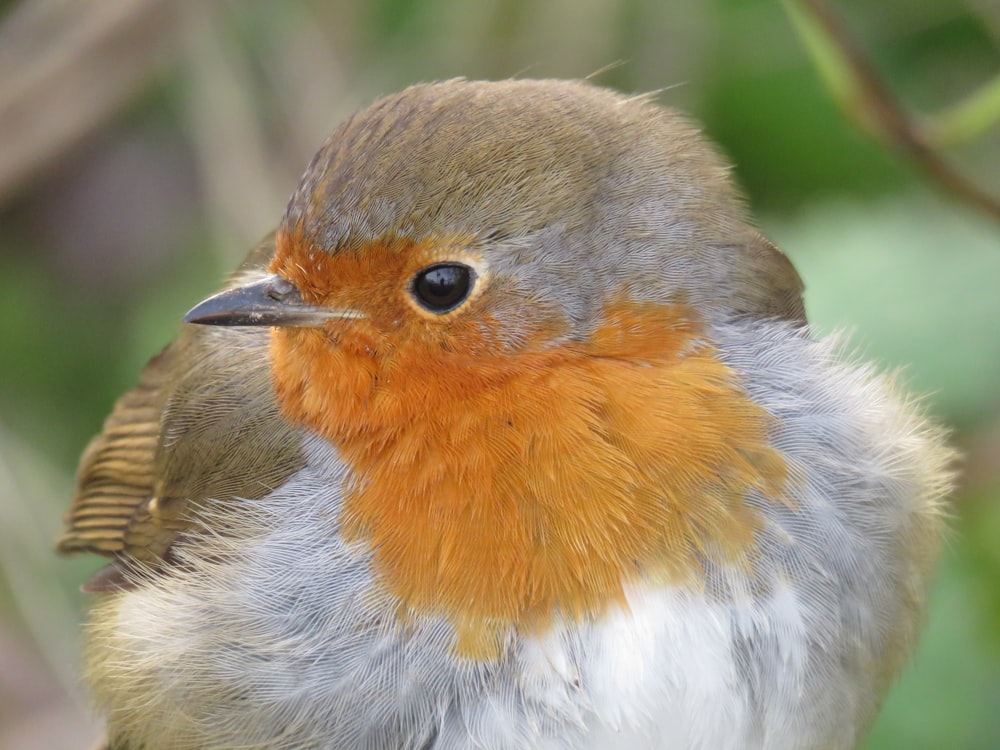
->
xmin=184 ymin=274 xmax=363 ymax=327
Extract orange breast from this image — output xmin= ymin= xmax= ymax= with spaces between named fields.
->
xmin=269 ymin=245 xmax=787 ymax=657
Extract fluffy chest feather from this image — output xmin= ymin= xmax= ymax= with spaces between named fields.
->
xmin=269 ymin=295 xmax=787 ymax=657
xmin=91 ymin=449 xmax=812 ymax=750
xmin=84 ymin=323 xmax=945 ymax=750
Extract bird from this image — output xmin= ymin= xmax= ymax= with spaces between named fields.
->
xmin=60 ymin=78 xmax=953 ymax=750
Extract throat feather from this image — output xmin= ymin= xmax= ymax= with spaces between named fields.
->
xmin=270 ymin=302 xmax=786 ymax=657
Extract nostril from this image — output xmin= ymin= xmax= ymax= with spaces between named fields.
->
xmin=269 ymin=277 xmax=297 ymax=300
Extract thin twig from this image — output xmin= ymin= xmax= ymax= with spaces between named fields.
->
xmin=786 ymin=0 xmax=1000 ymax=222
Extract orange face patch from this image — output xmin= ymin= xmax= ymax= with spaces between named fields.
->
xmin=269 ymin=236 xmax=786 ymax=657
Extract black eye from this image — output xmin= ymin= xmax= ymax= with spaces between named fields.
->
xmin=411 ymin=263 xmax=474 ymax=313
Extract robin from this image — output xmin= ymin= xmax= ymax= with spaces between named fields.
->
xmin=60 ymin=78 xmax=952 ymax=750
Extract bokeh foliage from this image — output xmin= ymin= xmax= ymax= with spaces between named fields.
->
xmin=0 ymin=0 xmax=997 ymax=747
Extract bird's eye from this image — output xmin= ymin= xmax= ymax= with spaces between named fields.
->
xmin=410 ymin=263 xmax=475 ymax=313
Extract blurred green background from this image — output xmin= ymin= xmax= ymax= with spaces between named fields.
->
xmin=0 ymin=0 xmax=998 ymax=748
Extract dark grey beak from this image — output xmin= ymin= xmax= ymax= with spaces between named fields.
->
xmin=184 ymin=274 xmax=363 ymax=327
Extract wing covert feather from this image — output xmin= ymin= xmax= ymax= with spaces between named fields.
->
xmin=59 ymin=235 xmax=305 ymax=565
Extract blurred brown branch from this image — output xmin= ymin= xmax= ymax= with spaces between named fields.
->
xmin=0 ymin=0 xmax=175 ymax=204
xmin=784 ymin=0 xmax=1000 ymax=222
